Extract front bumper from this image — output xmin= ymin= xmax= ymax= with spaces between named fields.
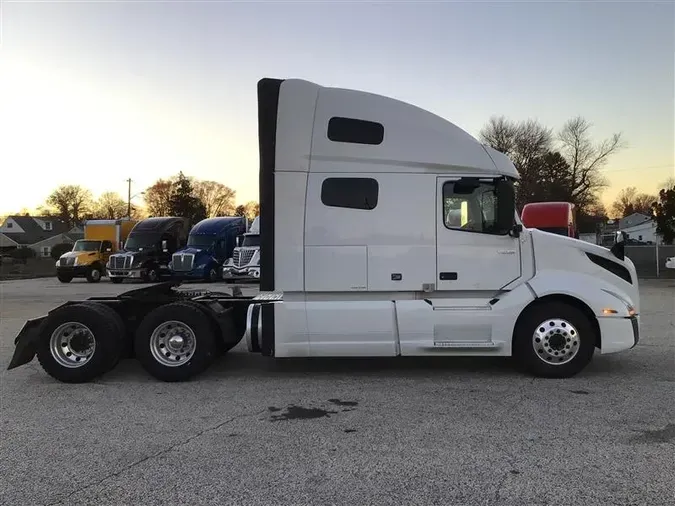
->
xmin=56 ymin=266 xmax=90 ymax=277
xmin=222 ymin=266 xmax=260 ymax=280
xmin=598 ymin=314 xmax=640 ymax=354
xmin=107 ymin=267 xmax=145 ymax=279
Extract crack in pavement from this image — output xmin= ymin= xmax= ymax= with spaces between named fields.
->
xmin=46 ymin=408 xmax=267 ymax=506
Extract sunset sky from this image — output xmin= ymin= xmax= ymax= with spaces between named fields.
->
xmin=0 ymin=1 xmax=673 ymax=215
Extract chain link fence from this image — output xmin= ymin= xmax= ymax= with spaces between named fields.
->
xmin=625 ymin=245 xmax=675 ymax=279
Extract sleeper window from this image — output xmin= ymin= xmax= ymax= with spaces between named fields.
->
xmin=443 ymin=181 xmax=501 ymax=234
xmin=321 ymin=177 xmax=379 ymax=210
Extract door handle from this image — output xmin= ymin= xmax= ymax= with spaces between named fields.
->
xmin=439 ymin=272 xmax=458 ymax=280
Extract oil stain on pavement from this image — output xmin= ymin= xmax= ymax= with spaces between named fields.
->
xmin=267 ymin=399 xmax=359 ymax=422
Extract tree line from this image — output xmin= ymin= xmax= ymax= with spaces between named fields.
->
xmin=479 ymin=115 xmax=674 ymax=241
xmin=32 ymin=172 xmax=259 ymax=228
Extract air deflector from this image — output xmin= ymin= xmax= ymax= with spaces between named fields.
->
xmin=257 ymin=78 xmax=284 ymax=292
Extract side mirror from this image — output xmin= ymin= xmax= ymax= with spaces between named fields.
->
xmin=495 ymin=180 xmax=517 ymax=234
xmin=105 ymin=247 xmax=112 ymax=252
xmin=161 ymin=240 xmax=168 ymax=252
xmin=610 ymin=231 xmax=625 ymax=261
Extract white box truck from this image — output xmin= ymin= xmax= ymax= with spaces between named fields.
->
xmin=7 ymin=77 xmax=640 ymax=383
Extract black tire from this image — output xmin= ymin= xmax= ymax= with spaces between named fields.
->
xmin=57 ymin=272 xmax=73 ymax=283
xmin=513 ymin=301 xmax=596 ymax=378
xmin=110 ymin=277 xmax=124 ymax=284
xmin=36 ymin=303 xmax=123 ymax=383
xmin=205 ymin=265 xmax=219 ymax=283
xmin=142 ymin=266 xmax=160 ymax=283
xmin=134 ymin=301 xmax=217 ymax=382
xmin=86 ymin=264 xmax=103 ymax=283
xmin=79 ymin=302 xmax=127 ymax=371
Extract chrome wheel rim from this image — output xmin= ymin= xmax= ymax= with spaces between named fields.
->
xmin=149 ymin=320 xmax=196 ymax=367
xmin=532 ymin=318 xmax=580 ymax=365
xmin=49 ymin=322 xmax=96 ymax=368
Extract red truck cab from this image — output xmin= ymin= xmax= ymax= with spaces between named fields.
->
xmin=521 ymin=202 xmax=579 ymax=239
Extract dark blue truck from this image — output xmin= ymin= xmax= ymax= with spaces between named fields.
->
xmin=169 ymin=216 xmax=247 ymax=282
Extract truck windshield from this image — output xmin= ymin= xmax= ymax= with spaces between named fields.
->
xmin=241 ymin=235 xmax=260 ymax=247
xmin=73 ymin=240 xmax=101 ymax=252
xmin=187 ymin=235 xmax=215 ymax=248
xmin=124 ymin=235 xmax=158 ymax=251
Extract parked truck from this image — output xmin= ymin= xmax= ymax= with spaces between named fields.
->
xmin=222 ymin=215 xmax=261 ymax=282
xmin=521 ymin=202 xmax=579 ymax=238
xmin=170 ymin=216 xmax=248 ymax=282
xmin=7 ymin=77 xmax=640 ymax=384
xmin=55 ymin=219 xmax=136 ymax=283
xmin=106 ymin=217 xmax=190 ymax=283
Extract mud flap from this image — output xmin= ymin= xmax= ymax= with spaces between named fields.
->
xmin=7 ymin=316 xmax=47 ymax=370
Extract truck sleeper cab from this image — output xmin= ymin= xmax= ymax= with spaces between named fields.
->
xmin=170 ymin=216 xmax=247 ymax=282
xmin=107 ymin=217 xmax=189 ymax=283
xmin=7 ymin=77 xmax=640 ymax=384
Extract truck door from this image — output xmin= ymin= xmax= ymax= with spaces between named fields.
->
xmin=101 ymin=240 xmax=113 ymax=264
xmin=436 ymin=177 xmax=521 ymax=291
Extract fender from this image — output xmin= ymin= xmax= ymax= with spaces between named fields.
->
xmin=526 ymin=270 xmax=636 ymax=317
xmin=7 ymin=315 xmax=48 ymax=370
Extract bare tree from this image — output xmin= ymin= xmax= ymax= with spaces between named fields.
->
xmin=557 ymin=116 xmax=624 ymax=210
xmin=479 ymin=115 xmax=625 ymax=214
xmin=95 ymin=191 xmax=128 ymax=219
xmin=193 ymin=180 xmax=237 ymax=217
xmin=45 ymin=185 xmax=93 ymax=227
xmin=611 ymin=186 xmax=658 ymax=218
xmin=143 ymin=179 xmax=174 ymax=217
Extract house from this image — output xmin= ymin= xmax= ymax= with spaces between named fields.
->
xmin=0 ymin=216 xmax=84 ymax=257
xmin=618 ymin=212 xmax=660 ymax=244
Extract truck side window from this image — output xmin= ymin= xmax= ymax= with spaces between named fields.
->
xmin=443 ymin=181 xmax=501 ymax=234
xmin=321 ymin=177 xmax=379 ymax=210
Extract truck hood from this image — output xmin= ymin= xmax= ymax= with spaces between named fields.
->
xmin=60 ymin=251 xmax=98 ymax=261
xmin=174 ymin=247 xmax=209 ymax=256
xmin=528 ymin=228 xmax=639 ymax=313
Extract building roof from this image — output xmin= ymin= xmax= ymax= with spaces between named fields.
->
xmin=619 ymin=213 xmax=652 ymax=230
xmin=1 ymin=215 xmax=70 ymax=245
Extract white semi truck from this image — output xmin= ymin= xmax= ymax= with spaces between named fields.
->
xmin=222 ymin=216 xmax=261 ymax=281
xmin=7 ymin=77 xmax=640 ymax=383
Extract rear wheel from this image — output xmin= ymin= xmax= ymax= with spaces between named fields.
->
xmin=36 ymin=303 xmax=123 ymax=383
xmin=134 ymin=301 xmax=217 ymax=382
xmin=513 ymin=301 xmax=596 ymax=378
xmin=79 ymin=302 xmax=127 ymax=370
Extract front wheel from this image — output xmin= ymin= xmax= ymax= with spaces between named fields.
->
xmin=205 ymin=266 xmax=219 ymax=282
xmin=86 ymin=265 xmax=102 ymax=283
xmin=134 ymin=301 xmax=217 ymax=382
xmin=142 ymin=266 xmax=160 ymax=283
xmin=110 ymin=277 xmax=124 ymax=284
xmin=513 ymin=301 xmax=596 ymax=378
xmin=57 ymin=272 xmax=73 ymax=283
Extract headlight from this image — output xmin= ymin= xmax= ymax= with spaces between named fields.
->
xmin=601 ymin=289 xmax=636 ymax=316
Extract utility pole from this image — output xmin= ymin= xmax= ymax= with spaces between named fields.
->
xmin=126 ymin=178 xmax=132 ymax=218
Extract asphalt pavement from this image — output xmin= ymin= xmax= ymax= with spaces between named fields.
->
xmin=1 ymin=277 xmax=674 ymax=505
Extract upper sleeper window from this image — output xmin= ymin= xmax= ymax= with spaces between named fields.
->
xmin=327 ymin=117 xmax=384 ymax=145
xmin=321 ymin=177 xmax=379 ymax=210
